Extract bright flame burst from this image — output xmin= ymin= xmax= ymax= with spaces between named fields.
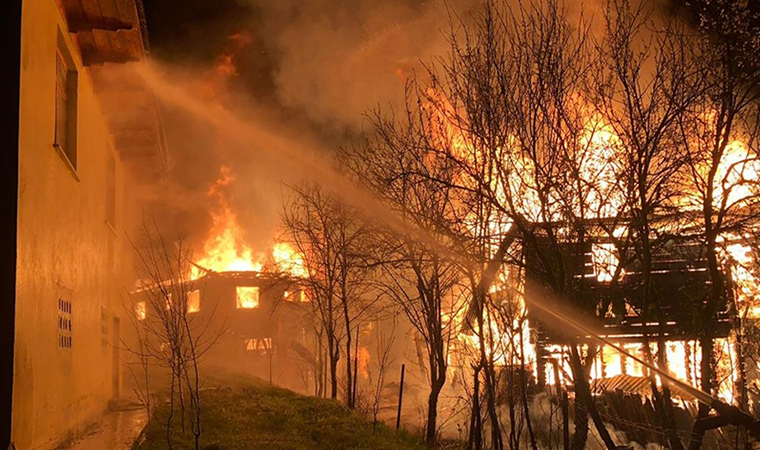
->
xmin=190 ymin=167 xmax=308 ymax=280
xmin=191 ymin=166 xmax=263 ymax=280
xmin=273 ymin=242 xmax=308 ymax=278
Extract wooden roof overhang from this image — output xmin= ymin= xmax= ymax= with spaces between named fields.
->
xmin=57 ymin=0 xmax=167 ymax=181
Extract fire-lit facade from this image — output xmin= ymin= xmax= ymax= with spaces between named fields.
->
xmin=132 ymin=270 xmax=314 ymax=392
xmin=9 ymin=1 xmax=165 ymax=449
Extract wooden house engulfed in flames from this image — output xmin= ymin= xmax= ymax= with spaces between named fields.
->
xmin=521 ymin=229 xmax=760 ymax=445
xmin=133 ymin=269 xmax=315 ymax=392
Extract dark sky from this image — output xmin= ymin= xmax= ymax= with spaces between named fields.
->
xmin=143 ymin=0 xmax=250 ymax=63
xmin=142 ymin=0 xmax=279 ymax=108
xmin=141 ymin=0 xmax=759 ymax=121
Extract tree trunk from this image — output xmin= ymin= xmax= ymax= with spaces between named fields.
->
xmin=570 ymin=401 xmax=588 ymax=450
xmin=426 ymin=380 xmax=443 ymax=445
xmin=688 ymin=336 xmax=715 ymax=450
xmin=689 ymin=229 xmax=722 ymax=450
xmin=570 ymin=346 xmax=617 ymax=450
xmin=329 ymin=339 xmax=339 ymax=400
xmin=468 ymin=366 xmax=483 ymax=450
xmin=345 ymin=326 xmax=354 ymax=409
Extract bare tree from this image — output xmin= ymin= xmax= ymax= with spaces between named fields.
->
xmin=675 ymin=2 xmax=760 ymax=448
xmin=124 ymin=223 xmax=223 ymax=450
xmin=587 ymin=1 xmax=710 ymax=447
xmin=369 ymin=317 xmax=397 ymax=432
xmin=340 ymin=1 xmax=759 ymax=449
xmin=423 ymin=2 xmax=627 ymax=448
xmin=282 ymin=183 xmax=374 ymax=408
xmin=344 ymin=100 xmax=467 ymax=446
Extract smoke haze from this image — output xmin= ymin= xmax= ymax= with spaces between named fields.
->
xmin=136 ymin=0 xmax=677 ymax=252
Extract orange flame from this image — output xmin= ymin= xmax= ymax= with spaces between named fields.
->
xmin=426 ymin=91 xmax=756 ymax=404
xmin=273 ymin=242 xmax=308 ymax=278
xmin=191 ymin=166 xmax=263 ymax=279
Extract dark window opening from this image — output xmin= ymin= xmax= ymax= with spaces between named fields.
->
xmin=54 ymin=31 xmax=78 ymax=172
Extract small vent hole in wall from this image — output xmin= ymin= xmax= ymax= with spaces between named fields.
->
xmin=58 ymin=298 xmax=72 ymax=349
xmin=101 ymin=306 xmax=109 ymax=347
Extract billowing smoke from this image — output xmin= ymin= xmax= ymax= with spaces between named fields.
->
xmin=244 ymin=0 xmax=479 ymax=128
xmin=134 ymin=0 xmax=680 ymax=267
xmin=137 ymin=0 xmax=490 ymax=252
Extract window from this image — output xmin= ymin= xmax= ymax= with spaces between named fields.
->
xmin=187 ymin=290 xmax=200 ymax=313
xmin=285 ymin=289 xmax=309 ymax=302
xmin=244 ymin=337 xmax=272 ymax=352
xmin=106 ymin=151 xmax=116 ymax=228
xmin=54 ymin=31 xmax=78 ymax=171
xmin=236 ymin=286 xmax=259 ymax=309
xmin=58 ymin=298 xmax=72 ymax=349
xmin=135 ymin=301 xmax=146 ymax=321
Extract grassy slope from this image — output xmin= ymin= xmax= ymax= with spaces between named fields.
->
xmin=135 ymin=374 xmax=427 ymax=450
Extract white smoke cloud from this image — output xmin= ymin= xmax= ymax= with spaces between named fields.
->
xmin=245 ymin=0 xmax=482 ymax=127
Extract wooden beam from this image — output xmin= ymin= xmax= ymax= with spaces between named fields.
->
xmin=67 ymin=17 xmax=132 ymax=32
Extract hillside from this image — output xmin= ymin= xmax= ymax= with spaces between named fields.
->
xmin=133 ymin=374 xmax=428 ymax=450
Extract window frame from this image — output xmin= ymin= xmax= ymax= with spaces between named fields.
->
xmin=53 ymin=29 xmax=79 ymax=179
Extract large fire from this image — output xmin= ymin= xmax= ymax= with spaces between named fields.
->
xmin=189 ymin=32 xmax=308 ymax=281
xmin=190 ymin=166 xmax=308 ymax=280
xmin=190 ymin=166 xmax=263 ymax=279
xmin=426 ymin=90 xmax=760 ymax=406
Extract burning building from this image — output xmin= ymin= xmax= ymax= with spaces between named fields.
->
xmin=527 ymin=235 xmax=736 ymax=393
xmin=4 ymin=0 xmax=165 ymax=449
xmin=131 ymin=268 xmax=314 ymax=392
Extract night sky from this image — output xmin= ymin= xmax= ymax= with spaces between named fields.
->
xmin=141 ymin=0 xmax=760 ymax=127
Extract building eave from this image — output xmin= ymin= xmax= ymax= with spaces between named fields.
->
xmin=57 ymin=0 xmax=167 ymax=181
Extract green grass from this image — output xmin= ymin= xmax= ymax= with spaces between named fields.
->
xmin=134 ymin=374 xmax=427 ymax=450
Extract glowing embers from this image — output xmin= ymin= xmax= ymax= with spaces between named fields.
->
xmin=591 ymin=243 xmax=622 ymax=283
xmin=188 ymin=290 xmax=200 ymax=313
xmin=273 ymin=242 xmax=307 ymax=278
xmin=135 ymin=301 xmax=147 ymax=321
xmin=236 ymin=286 xmax=260 ymax=309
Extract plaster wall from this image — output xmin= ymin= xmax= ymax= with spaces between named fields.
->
xmin=14 ymin=1 xmax=130 ymax=448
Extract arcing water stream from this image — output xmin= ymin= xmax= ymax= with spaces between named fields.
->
xmin=133 ymin=61 xmax=760 ymax=435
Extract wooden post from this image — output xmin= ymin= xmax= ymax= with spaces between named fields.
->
xmin=552 ymin=360 xmax=561 ymax=448
xmin=562 ymin=391 xmax=569 ymax=450
xmin=396 ymin=364 xmax=405 ymax=429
